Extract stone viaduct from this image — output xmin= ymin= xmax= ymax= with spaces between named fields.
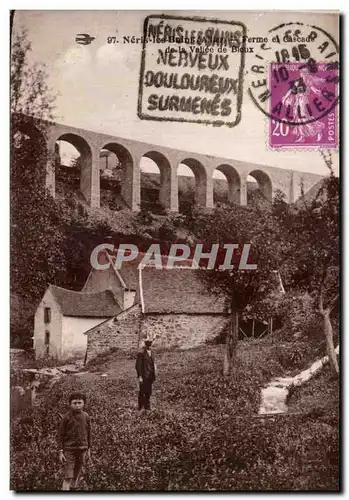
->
xmin=19 ymin=115 xmax=324 ymax=211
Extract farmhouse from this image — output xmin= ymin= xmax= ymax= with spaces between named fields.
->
xmin=34 ymin=285 xmax=122 ymax=359
xmin=34 ymin=248 xmax=228 ymax=360
xmin=34 ymin=246 xmax=285 ymax=361
xmin=84 ymin=264 xmax=228 ymax=363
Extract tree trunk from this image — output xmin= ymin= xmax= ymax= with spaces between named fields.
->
xmin=318 ymin=281 xmax=339 ymax=377
xmin=322 ymin=309 xmax=339 ymax=376
xmin=223 ymin=310 xmax=239 ymax=376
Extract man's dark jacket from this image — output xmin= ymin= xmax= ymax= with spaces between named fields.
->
xmin=136 ymin=349 xmax=156 ymax=381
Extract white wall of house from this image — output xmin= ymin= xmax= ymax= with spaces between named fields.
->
xmin=61 ymin=316 xmax=108 ymax=358
xmin=34 ymin=288 xmax=63 ymax=359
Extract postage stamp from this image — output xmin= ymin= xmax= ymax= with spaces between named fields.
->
xmin=269 ymin=62 xmax=339 ymax=149
xmin=247 ymin=22 xmax=340 ymax=149
xmin=138 ymin=15 xmax=246 ymax=127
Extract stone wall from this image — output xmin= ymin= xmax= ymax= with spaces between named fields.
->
xmin=86 ymin=309 xmax=229 ymax=362
xmin=85 ymin=305 xmax=141 ymax=362
xmin=141 ymin=313 xmax=229 ymax=350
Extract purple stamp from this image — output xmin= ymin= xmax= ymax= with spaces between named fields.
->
xmin=247 ymin=22 xmax=340 ymax=150
xmin=269 ymin=62 xmax=339 ymax=149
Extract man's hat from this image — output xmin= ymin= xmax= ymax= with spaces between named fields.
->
xmin=141 ymin=333 xmax=159 ymax=345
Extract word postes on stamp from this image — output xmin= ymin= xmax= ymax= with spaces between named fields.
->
xmin=247 ymin=22 xmax=339 ymax=149
xmin=138 ymin=15 xmax=246 ymax=127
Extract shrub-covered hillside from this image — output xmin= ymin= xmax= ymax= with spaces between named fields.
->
xmin=11 ymin=342 xmax=339 ymax=491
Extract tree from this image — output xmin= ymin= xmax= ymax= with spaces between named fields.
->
xmin=184 ymin=196 xmax=288 ymax=375
xmin=282 ymin=151 xmax=339 ymax=376
xmin=11 ymin=25 xmax=65 ymax=296
xmin=10 ymin=26 xmax=69 ymax=350
xmin=11 ymin=26 xmax=55 ymax=121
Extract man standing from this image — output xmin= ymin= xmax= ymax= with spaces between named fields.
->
xmin=135 ymin=337 xmax=156 ymax=411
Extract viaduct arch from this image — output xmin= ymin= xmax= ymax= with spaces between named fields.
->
xmin=17 ymin=116 xmax=324 ymax=212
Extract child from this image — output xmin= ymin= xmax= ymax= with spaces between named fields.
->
xmin=58 ymin=391 xmax=91 ymax=491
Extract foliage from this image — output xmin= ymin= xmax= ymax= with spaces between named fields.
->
xmin=11 ymin=27 xmax=55 ymax=120
xmin=10 ymin=28 xmax=116 ymax=345
xmin=135 ymin=207 xmax=155 ymax=226
xmin=276 ymin=158 xmax=339 ymax=374
xmin=272 ymin=342 xmax=316 ymax=371
xmin=270 ymin=292 xmax=331 ymax=352
xmin=276 ymin=293 xmax=315 ymax=333
xmin=61 ymin=211 xmax=113 ymax=291
xmin=177 ymin=170 xmax=338 ymax=324
xmin=11 ymin=140 xmax=68 ymax=298
xmin=11 ymin=27 xmax=62 ymax=301
xmin=181 ymin=199 xmax=288 ymax=314
xmin=10 ymin=344 xmax=338 ymax=491
xmin=10 ymin=293 xmax=37 ymax=349
xmin=283 ymin=172 xmax=339 ymax=302
xmin=173 ymin=198 xmax=290 ymax=372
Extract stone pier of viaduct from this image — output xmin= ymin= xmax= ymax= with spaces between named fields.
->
xmin=18 ymin=116 xmax=324 ymax=211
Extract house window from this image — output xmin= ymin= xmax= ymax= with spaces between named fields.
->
xmin=44 ymin=307 xmax=51 ymax=324
xmin=45 ymin=330 xmax=50 ymax=356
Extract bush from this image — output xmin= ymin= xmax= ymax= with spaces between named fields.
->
xmin=136 ymin=207 xmax=155 ymax=226
xmin=272 ymin=341 xmax=317 ymax=371
xmin=10 ymin=344 xmax=339 ymax=491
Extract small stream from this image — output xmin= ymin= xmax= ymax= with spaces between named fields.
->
xmin=259 ymin=346 xmax=339 ymax=415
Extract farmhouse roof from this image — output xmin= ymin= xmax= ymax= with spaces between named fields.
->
xmin=140 ymin=267 xmax=226 ymax=314
xmin=82 ymin=255 xmax=139 ymax=292
xmin=49 ymin=285 xmax=122 ymax=318
xmin=116 ymin=255 xmax=194 ymax=290
xmin=115 ymin=259 xmax=140 ymax=290
xmin=84 ymin=251 xmax=195 ymax=293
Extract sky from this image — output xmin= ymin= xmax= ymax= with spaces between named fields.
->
xmin=13 ymin=10 xmax=340 ymax=177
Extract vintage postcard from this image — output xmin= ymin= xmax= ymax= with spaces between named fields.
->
xmin=10 ymin=10 xmax=340 ymax=492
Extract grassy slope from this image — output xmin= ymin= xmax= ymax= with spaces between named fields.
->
xmin=288 ymin=365 xmax=339 ymax=423
xmin=11 ymin=341 xmax=339 ymax=492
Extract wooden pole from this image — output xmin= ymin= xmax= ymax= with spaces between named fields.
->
xmin=252 ymin=317 xmax=255 ymax=338
xmin=270 ymin=317 xmax=273 ymax=336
